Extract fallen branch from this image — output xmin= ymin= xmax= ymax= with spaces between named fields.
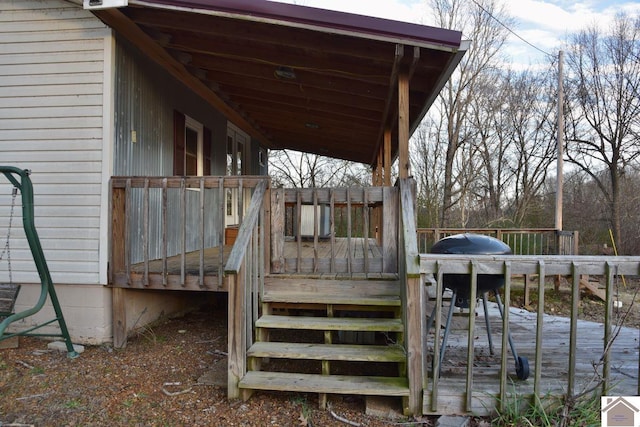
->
xmin=161 ymin=382 xmax=193 ymax=397
xmin=15 ymin=360 xmax=34 ymax=369
xmin=327 ymin=403 xmax=360 ymax=427
xmin=16 ymin=392 xmax=51 ymax=401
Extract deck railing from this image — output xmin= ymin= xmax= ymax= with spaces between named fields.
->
xmin=417 ymin=228 xmax=579 ymax=255
xmin=109 ymin=176 xmax=268 ymax=290
xmin=419 ymin=253 xmax=640 ymax=414
xmin=398 ymin=178 xmax=423 ymax=415
xmin=225 ymin=180 xmax=268 ymax=399
xmin=270 ymin=186 xmax=398 ymax=274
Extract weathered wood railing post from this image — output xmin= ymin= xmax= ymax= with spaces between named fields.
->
xmin=225 ymin=180 xmax=268 ymax=400
xmin=270 ymin=188 xmax=284 ymax=274
xmin=110 ymin=181 xmax=128 ymax=348
xmin=398 ymin=178 xmax=423 ymax=415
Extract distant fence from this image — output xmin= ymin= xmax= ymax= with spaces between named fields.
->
xmin=417 ymin=228 xmax=579 ymax=255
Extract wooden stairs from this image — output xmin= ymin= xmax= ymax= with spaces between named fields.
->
xmin=238 ymin=274 xmax=410 ymax=411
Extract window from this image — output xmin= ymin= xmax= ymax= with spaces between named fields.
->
xmin=173 ymin=111 xmax=212 ymax=176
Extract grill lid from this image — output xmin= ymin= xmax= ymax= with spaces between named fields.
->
xmin=430 ymin=233 xmax=512 ymax=255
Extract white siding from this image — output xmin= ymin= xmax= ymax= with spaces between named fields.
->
xmin=0 ymin=0 xmax=109 ymax=285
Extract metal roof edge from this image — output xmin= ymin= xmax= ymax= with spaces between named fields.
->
xmin=130 ymin=0 xmax=464 ymax=50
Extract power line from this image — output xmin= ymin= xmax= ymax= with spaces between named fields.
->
xmin=470 ymin=0 xmax=553 ymax=58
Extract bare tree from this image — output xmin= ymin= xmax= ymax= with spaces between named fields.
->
xmin=412 ymin=121 xmax=446 ymax=227
xmin=618 ymin=169 xmax=640 ymax=254
xmin=564 ymin=13 xmax=640 ymax=253
xmin=268 ymin=150 xmax=369 ymax=188
xmin=428 ymin=0 xmax=512 ymax=227
xmin=501 ymin=68 xmax=557 ymax=225
xmin=466 ymin=70 xmax=511 ymax=224
xmin=561 ymin=169 xmax=611 ymax=252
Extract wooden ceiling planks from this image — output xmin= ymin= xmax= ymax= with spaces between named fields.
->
xmin=99 ymin=2 xmax=466 ymax=165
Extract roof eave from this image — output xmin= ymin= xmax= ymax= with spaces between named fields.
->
xmin=130 ymin=0 xmax=463 ymax=51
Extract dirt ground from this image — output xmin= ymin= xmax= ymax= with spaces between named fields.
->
xmin=0 ymin=307 xmax=445 ymax=427
xmin=0 ymin=278 xmax=637 ymax=427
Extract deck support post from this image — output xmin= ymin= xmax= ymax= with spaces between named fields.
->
xmin=112 ymin=287 xmax=127 ymax=348
xmin=373 ymin=145 xmax=383 ymax=186
xmin=111 ymin=184 xmax=128 ymax=348
xmin=227 ymin=269 xmax=247 ymax=399
xmin=384 ymin=128 xmax=392 ymax=186
xmin=398 ymin=69 xmax=410 ymax=180
xmin=405 ymin=275 xmax=424 ymax=415
xmin=399 ymin=178 xmax=423 ymax=415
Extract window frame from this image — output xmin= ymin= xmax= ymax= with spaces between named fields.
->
xmin=173 ymin=111 xmax=212 ymax=176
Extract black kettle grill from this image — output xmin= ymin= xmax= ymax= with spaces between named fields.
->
xmin=428 ymin=233 xmax=529 ymax=380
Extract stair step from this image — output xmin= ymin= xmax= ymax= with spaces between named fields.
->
xmin=268 ymin=273 xmax=399 ymax=280
xmin=263 ymin=278 xmax=400 ymax=306
xmin=256 ymin=314 xmax=403 ymax=332
xmin=239 ymin=371 xmax=409 ymax=396
xmin=264 ymin=294 xmax=400 ymax=306
xmin=247 ymin=342 xmax=406 ymax=362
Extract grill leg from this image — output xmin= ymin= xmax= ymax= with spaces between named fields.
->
xmin=493 ymin=292 xmax=519 ymax=361
xmin=482 ymin=292 xmax=495 ymax=355
xmin=494 ymin=292 xmax=530 ymax=379
xmin=438 ymin=289 xmax=457 ymax=370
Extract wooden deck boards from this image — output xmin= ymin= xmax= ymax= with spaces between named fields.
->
xmin=282 ymin=237 xmax=383 ymax=274
xmin=424 ymin=301 xmax=639 ymax=415
xmin=281 ymin=237 xmax=381 ymax=259
xmin=129 ymin=245 xmax=232 ymax=276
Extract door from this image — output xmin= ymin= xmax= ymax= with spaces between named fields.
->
xmin=185 ymin=116 xmax=204 ymax=176
xmin=225 ymin=123 xmax=249 ymax=227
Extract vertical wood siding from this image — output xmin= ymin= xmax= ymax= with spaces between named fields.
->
xmin=0 ymin=0 xmax=109 ymax=284
xmin=112 ymin=39 xmax=232 ymax=262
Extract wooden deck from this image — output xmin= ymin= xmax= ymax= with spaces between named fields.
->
xmin=284 ymin=237 xmax=381 ymax=259
xmin=109 ymin=178 xmax=640 ymax=416
xmin=281 ymin=237 xmax=383 ymax=274
xmin=424 ymin=301 xmax=639 ymax=415
xmin=111 ymin=238 xmax=383 ymax=290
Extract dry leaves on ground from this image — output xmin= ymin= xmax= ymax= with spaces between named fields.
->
xmin=0 ymin=309 xmax=431 ymax=426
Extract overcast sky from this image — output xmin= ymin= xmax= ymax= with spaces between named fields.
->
xmin=270 ymin=0 xmax=640 ymax=68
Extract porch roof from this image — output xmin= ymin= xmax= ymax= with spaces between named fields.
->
xmin=91 ymin=0 xmax=468 ymax=165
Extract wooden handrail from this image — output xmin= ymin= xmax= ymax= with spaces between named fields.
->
xmin=111 ymin=175 xmax=267 ymax=189
xmin=226 ymin=179 xmax=268 ymax=400
xmin=225 ymin=180 xmax=268 ymax=274
xmin=109 ymin=175 xmax=268 ymax=291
